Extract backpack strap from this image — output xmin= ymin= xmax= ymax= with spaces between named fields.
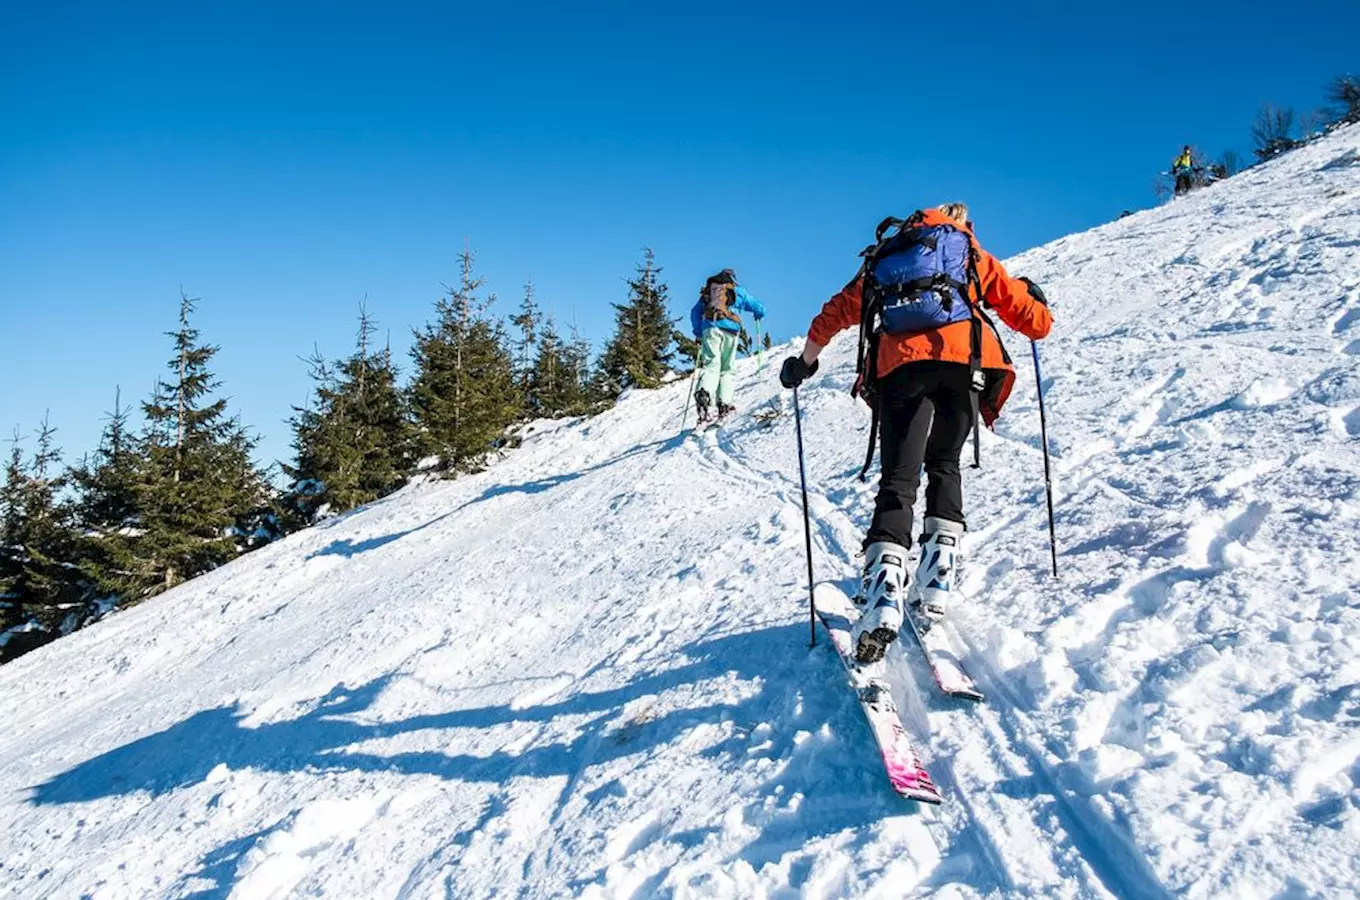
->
xmin=968 ymin=269 xmax=985 ymax=469
xmin=851 ymin=253 xmax=884 ymax=482
xmin=874 ymin=216 xmax=907 ymax=243
xmin=962 ymin=244 xmax=1011 ymax=469
xmin=855 ymin=325 xmax=882 ymax=483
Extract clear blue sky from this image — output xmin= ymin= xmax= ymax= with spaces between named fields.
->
xmin=3 ymin=0 xmax=1357 ymax=471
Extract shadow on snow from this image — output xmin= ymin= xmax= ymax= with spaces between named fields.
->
xmin=31 ymin=619 xmax=925 ymax=896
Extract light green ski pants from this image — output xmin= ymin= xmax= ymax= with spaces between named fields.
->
xmin=696 ymin=327 xmax=739 ymax=407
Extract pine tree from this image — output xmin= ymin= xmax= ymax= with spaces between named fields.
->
xmin=132 ymin=292 xmax=268 ymax=597
xmin=599 ymin=249 xmax=676 ymax=396
xmin=409 ymin=249 xmax=523 ymax=472
xmin=566 ymin=323 xmax=604 ymax=415
xmin=529 ymin=314 xmax=566 ymax=417
xmin=341 ymin=319 xmax=411 ymax=501
xmin=70 ymin=389 xmax=140 ymax=599
xmin=672 ymin=328 xmax=699 ymax=370
xmin=739 ymin=324 xmax=772 ymax=356
xmin=510 ymin=278 xmax=540 ymax=398
xmin=0 ymin=420 xmax=87 ymax=662
xmin=735 ymin=324 xmax=771 ymax=357
xmin=283 ymin=347 xmax=338 ymax=527
xmin=24 ymin=418 xmax=85 ymax=631
xmin=283 ymin=347 xmax=336 ymax=524
xmin=0 ymin=434 xmax=28 ymax=643
xmin=527 ymin=315 xmax=598 ymax=418
xmin=285 ymin=305 xmax=413 ymax=522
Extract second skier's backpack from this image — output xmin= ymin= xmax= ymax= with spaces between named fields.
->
xmin=701 ymin=275 xmax=741 ymax=324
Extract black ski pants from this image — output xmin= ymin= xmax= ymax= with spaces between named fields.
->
xmin=864 ymin=361 xmax=973 ymax=550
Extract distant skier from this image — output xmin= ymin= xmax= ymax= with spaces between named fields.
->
xmin=1172 ymin=145 xmax=1195 ymax=196
xmin=779 ymin=204 xmax=1052 ymax=663
xmin=691 ymin=269 xmax=766 ymax=425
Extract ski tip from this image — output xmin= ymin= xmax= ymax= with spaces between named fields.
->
xmin=895 ymin=780 xmax=944 ymax=805
xmin=887 ymin=765 xmax=942 ymax=804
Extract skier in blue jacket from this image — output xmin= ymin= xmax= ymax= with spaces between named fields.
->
xmin=691 ymin=269 xmax=765 ymax=424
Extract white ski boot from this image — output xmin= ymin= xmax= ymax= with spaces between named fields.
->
xmin=913 ymin=517 xmax=965 ymax=623
xmin=852 ymin=541 xmax=908 ymax=665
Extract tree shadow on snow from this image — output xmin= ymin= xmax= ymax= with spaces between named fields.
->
xmin=32 ymin=620 xmax=921 ymax=893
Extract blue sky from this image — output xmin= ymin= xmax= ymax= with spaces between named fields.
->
xmin=2 ymin=0 xmax=1357 ymax=471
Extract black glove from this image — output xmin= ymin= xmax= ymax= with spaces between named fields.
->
xmin=1019 ymin=277 xmax=1048 ymax=307
xmin=780 ymin=355 xmax=818 ymax=389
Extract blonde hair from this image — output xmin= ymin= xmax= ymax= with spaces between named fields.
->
xmin=937 ymin=202 xmax=970 ymax=225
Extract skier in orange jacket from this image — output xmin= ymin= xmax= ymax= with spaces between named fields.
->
xmin=780 ymin=203 xmax=1052 ymax=662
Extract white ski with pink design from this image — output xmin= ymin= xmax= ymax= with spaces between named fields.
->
xmin=813 ymin=584 xmax=941 ymax=804
xmin=903 ymin=594 xmax=984 ymax=702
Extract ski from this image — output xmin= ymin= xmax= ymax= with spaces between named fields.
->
xmin=814 ymin=584 xmax=942 ymax=804
xmin=902 ymin=590 xmax=984 ymax=702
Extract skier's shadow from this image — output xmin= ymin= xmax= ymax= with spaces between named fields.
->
xmin=30 ymin=621 xmax=907 ymax=894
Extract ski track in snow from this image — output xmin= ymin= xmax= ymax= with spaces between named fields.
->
xmin=3 ymin=124 xmax=1360 ymax=899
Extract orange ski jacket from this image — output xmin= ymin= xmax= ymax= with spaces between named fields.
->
xmin=806 ymin=209 xmax=1053 ymax=423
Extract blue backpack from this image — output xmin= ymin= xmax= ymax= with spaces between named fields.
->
xmin=865 ymin=221 xmax=976 ymax=335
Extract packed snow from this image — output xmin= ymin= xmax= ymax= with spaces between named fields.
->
xmin=2 ymin=124 xmax=1359 ymax=899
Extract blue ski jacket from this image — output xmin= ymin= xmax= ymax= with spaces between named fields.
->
xmin=691 ymin=286 xmax=766 ymax=338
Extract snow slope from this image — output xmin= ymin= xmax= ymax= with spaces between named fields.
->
xmin=3 ymin=125 xmax=1359 ymax=900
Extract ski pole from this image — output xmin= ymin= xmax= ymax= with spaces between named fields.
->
xmin=754 ymin=320 xmax=765 ymax=372
xmin=679 ymin=350 xmax=699 ymax=432
xmin=793 ymin=386 xmax=816 ymax=647
xmin=1031 ymin=341 xmax=1058 ymax=577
